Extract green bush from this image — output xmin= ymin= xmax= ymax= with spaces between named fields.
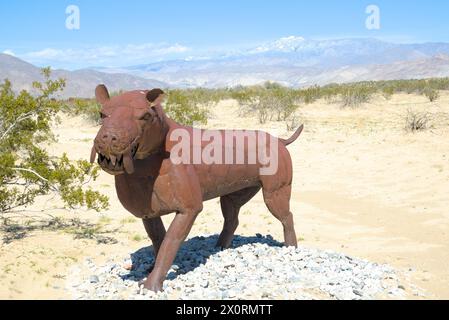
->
xmin=64 ymin=98 xmax=102 ymax=124
xmin=0 ymin=68 xmax=109 ymax=214
xmin=340 ymin=86 xmax=374 ymax=108
xmin=164 ymin=89 xmax=209 ymax=125
xmin=230 ymin=83 xmax=300 ymax=124
xmin=382 ymin=86 xmax=395 ymax=100
xmin=423 ymin=87 xmax=440 ymax=102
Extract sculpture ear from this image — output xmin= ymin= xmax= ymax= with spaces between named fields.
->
xmin=147 ymin=89 xmax=165 ymax=122
xmin=146 ymin=88 xmax=165 ymax=106
xmin=95 ymin=84 xmax=110 ymax=104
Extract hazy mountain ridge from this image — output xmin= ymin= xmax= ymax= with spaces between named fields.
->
xmin=0 ymin=53 xmax=168 ymax=98
xmin=98 ymin=37 xmax=449 ymax=88
xmin=3 ymin=37 xmax=449 ymax=93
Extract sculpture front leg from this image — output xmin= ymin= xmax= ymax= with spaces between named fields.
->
xmin=143 ymin=210 xmax=200 ymax=292
xmin=142 ymin=217 xmax=166 ymax=258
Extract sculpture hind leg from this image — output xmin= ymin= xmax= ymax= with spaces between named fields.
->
xmin=262 ymin=184 xmax=297 ymax=247
xmin=216 ymin=186 xmax=261 ymax=249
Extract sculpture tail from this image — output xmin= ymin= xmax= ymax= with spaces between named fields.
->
xmin=280 ymin=124 xmax=304 ymax=146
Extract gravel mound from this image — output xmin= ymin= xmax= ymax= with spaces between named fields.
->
xmin=66 ymin=234 xmax=406 ymax=300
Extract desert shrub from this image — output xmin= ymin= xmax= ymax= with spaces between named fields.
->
xmin=265 ymin=84 xmax=298 ymax=121
xmin=427 ymin=78 xmax=449 ymax=90
xmin=256 ymin=102 xmax=270 ymax=124
xmin=181 ymin=88 xmax=225 ymax=108
xmin=297 ymin=85 xmax=322 ymax=104
xmin=231 ymin=83 xmax=299 ymax=124
xmin=404 ymin=108 xmax=431 ymax=132
xmin=423 ymin=87 xmax=440 ymax=102
xmin=164 ymin=89 xmax=209 ymax=125
xmin=231 ymin=86 xmax=262 ymax=110
xmin=382 ymin=86 xmax=395 ymax=100
xmin=286 ymin=113 xmax=301 ymax=131
xmin=0 ymin=68 xmax=109 ymax=214
xmin=340 ymin=86 xmax=374 ymax=108
xmin=241 ymin=89 xmax=272 ymax=124
xmin=320 ymin=85 xmax=341 ymax=103
xmin=64 ymin=98 xmax=101 ymax=124
xmin=279 ymin=102 xmax=299 ymax=121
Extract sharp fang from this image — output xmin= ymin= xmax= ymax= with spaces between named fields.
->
xmin=90 ymin=146 xmax=97 ymax=164
xmin=123 ymin=152 xmax=135 ymax=174
xmin=110 ymin=155 xmax=117 ymax=166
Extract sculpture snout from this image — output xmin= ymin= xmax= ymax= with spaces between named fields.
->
xmin=93 ymin=127 xmax=138 ymax=175
xmin=95 ymin=128 xmax=132 ymax=155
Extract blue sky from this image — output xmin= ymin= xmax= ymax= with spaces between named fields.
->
xmin=1 ymin=0 xmax=448 ymax=69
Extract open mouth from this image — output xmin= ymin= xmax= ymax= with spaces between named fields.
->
xmin=94 ymin=144 xmax=139 ymax=175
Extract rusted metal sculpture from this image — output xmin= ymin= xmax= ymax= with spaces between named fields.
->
xmin=90 ymin=85 xmax=303 ymax=292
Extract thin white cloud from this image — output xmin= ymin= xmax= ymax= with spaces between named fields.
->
xmin=2 ymin=49 xmax=16 ymax=56
xmin=20 ymin=43 xmax=191 ymax=69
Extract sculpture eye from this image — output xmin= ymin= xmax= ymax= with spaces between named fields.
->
xmin=140 ymin=113 xmax=151 ymax=121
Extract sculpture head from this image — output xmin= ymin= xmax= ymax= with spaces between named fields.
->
xmin=90 ymin=85 xmax=166 ymax=175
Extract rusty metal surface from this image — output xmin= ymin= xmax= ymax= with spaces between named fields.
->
xmin=91 ymin=85 xmax=303 ymax=291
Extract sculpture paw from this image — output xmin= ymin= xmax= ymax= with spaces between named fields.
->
xmin=139 ymin=277 xmax=163 ymax=293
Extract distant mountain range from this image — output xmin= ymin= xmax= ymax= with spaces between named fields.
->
xmin=0 ymin=53 xmax=168 ymax=98
xmin=97 ymin=37 xmax=449 ymax=88
xmin=3 ymin=37 xmax=449 ymax=97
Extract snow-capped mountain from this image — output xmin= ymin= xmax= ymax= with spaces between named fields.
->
xmin=251 ymin=36 xmax=307 ymax=53
xmin=5 ymin=37 xmax=449 ymax=93
xmin=97 ymin=37 xmax=449 ymax=88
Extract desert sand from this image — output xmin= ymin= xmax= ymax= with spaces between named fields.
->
xmin=1 ymin=92 xmax=448 ymax=299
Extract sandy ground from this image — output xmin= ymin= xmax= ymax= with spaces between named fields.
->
xmin=1 ymin=92 xmax=448 ymax=299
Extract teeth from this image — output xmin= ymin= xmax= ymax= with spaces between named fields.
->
xmin=131 ymin=144 xmax=139 ymax=158
xmin=123 ymin=152 xmax=135 ymax=174
xmin=97 ymin=152 xmax=127 ymax=173
xmin=90 ymin=146 xmax=97 ymax=164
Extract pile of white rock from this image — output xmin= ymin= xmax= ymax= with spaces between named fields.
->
xmin=66 ymin=234 xmax=406 ymax=300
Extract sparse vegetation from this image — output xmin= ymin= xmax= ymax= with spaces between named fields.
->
xmin=64 ymin=77 xmax=449 ymax=131
xmin=228 ymin=78 xmax=449 ymax=110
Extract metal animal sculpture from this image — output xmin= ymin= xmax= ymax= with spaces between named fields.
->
xmin=90 ymin=85 xmax=303 ymax=291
